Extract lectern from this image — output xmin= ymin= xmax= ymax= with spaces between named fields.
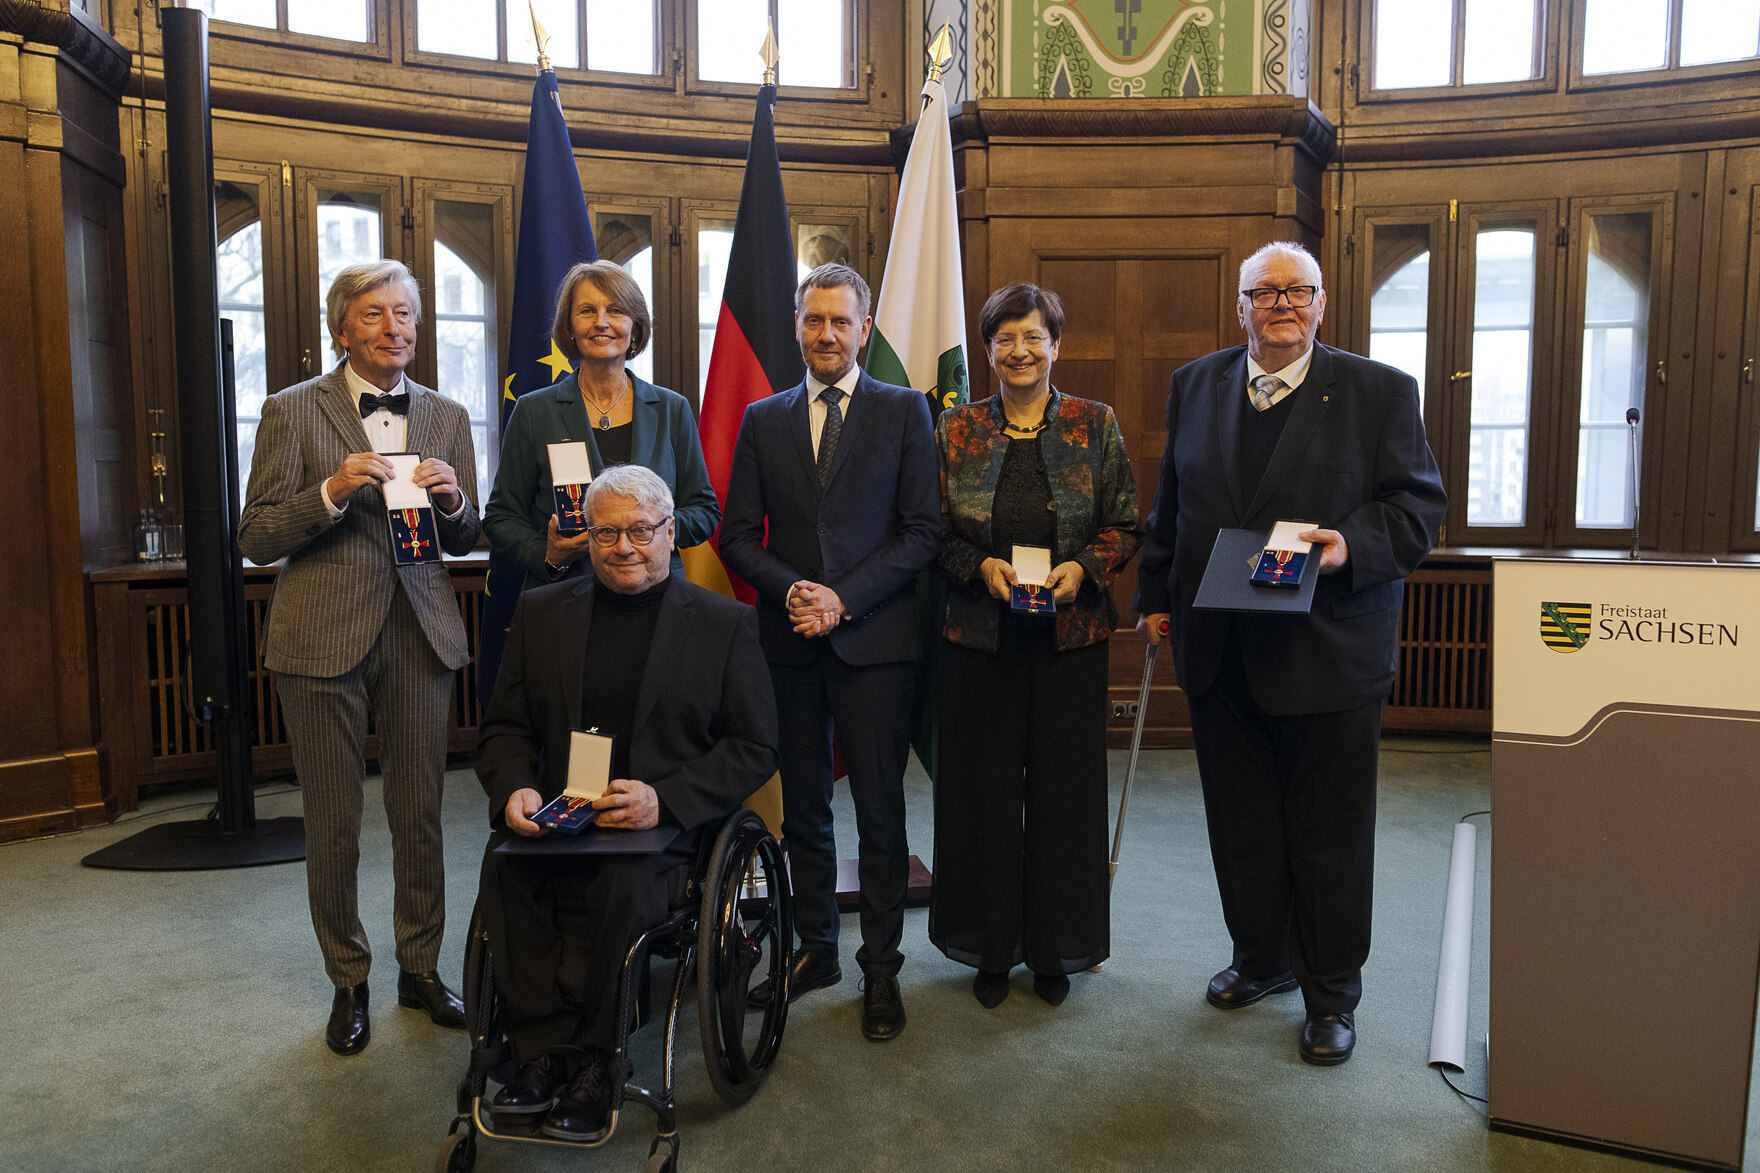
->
xmin=1490 ymin=557 xmax=1760 ymax=1170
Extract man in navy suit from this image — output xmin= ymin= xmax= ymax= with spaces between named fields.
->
xmin=721 ymin=262 xmax=939 ymax=1041
xmin=1136 ymin=242 xmax=1446 ymax=1065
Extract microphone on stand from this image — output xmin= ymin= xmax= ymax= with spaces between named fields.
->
xmin=1626 ymin=407 xmax=1641 ymax=560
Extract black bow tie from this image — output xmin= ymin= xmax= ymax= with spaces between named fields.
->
xmin=359 ymin=391 xmax=410 ymax=418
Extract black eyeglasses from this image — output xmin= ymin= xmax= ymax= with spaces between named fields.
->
xmin=584 ymin=517 xmax=672 ymax=547
xmin=1241 ymin=285 xmax=1319 ymax=309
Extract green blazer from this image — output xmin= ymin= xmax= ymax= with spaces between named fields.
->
xmin=483 ymin=372 xmax=719 ymax=590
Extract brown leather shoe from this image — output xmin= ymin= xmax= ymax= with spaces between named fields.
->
xmin=1206 ymin=966 xmax=1298 ymax=1009
xmin=326 ymin=981 xmax=370 ymax=1056
xmin=397 ymin=968 xmax=466 ymax=1029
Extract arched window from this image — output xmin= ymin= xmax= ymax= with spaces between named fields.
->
xmin=1369 ymin=249 xmax=1431 ymax=414
xmin=432 ymin=241 xmax=494 ymax=497
xmin=218 ymin=220 xmax=268 ymax=499
xmin=315 ymin=195 xmax=382 ymax=366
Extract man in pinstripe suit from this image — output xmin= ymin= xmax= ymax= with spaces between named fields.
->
xmin=240 ymin=260 xmax=480 ymax=1056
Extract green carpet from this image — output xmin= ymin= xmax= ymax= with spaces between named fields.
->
xmin=2 ymin=738 xmax=1751 ymax=1172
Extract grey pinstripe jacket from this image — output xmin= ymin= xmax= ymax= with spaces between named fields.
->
xmin=239 ymin=367 xmax=482 ymax=678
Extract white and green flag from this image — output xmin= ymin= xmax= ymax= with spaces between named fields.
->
xmin=868 ymin=76 xmax=969 ymax=417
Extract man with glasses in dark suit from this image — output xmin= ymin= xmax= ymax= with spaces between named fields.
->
xmin=1136 ymin=242 xmax=1446 ymax=1066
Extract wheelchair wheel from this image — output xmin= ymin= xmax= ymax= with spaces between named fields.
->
xmin=697 ymin=809 xmax=791 ymax=1107
xmin=435 ymin=1128 xmax=475 ymax=1173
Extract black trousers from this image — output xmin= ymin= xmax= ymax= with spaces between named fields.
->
xmin=929 ymin=623 xmax=1110 ymax=975
xmin=1185 ymin=627 xmax=1382 ymax=1016
xmin=770 ymin=648 xmax=915 ymax=976
xmin=480 ymin=835 xmax=696 ymax=1067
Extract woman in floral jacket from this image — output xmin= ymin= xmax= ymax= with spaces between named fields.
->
xmin=930 ymin=282 xmax=1142 ymax=1008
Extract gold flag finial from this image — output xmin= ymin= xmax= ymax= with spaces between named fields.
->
xmin=528 ymin=0 xmax=551 ymax=73
xmin=760 ymin=20 xmax=780 ymax=86
xmin=927 ymin=23 xmax=953 ymax=83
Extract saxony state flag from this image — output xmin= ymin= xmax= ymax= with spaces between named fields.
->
xmin=1539 ymin=601 xmax=1593 ymax=653
xmin=867 ymin=75 xmax=968 ymax=417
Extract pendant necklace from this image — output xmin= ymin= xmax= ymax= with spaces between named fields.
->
xmin=583 ymin=377 xmax=630 ymax=430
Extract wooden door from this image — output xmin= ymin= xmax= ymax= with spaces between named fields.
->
xmin=987 ymin=217 xmax=1279 ymax=746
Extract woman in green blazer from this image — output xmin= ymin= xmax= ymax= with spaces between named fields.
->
xmin=485 ymin=260 xmax=718 ymax=589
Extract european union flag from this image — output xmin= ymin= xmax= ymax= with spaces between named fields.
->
xmin=477 ymin=68 xmax=598 ymax=706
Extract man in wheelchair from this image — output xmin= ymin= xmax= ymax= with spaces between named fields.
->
xmin=474 ymin=464 xmax=779 ymax=1143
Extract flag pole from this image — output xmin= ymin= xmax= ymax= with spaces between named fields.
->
xmin=925 ymin=22 xmax=952 ymax=110
xmin=527 ymin=0 xmax=551 ymax=74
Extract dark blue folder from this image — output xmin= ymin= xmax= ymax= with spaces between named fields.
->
xmin=1192 ymin=527 xmax=1318 ymax=614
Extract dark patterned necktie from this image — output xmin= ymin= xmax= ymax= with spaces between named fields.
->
xmin=1250 ymin=374 xmax=1283 ymax=412
xmin=817 ymin=387 xmax=844 ymax=488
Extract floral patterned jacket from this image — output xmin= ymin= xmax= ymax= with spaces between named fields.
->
xmin=936 ymin=389 xmax=1143 ymax=653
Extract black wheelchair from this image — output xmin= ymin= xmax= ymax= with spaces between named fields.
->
xmin=436 ymin=809 xmax=792 ymax=1173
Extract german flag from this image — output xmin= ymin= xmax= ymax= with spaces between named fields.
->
xmin=688 ymin=82 xmax=804 ymax=603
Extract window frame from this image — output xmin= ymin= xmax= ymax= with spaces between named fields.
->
xmin=1348 ymin=208 xmax=1454 ymax=479
xmin=1568 ymin=0 xmax=1760 ymax=91
xmin=398 ymin=0 xmax=678 ymax=93
xmin=683 ymin=0 xmax=869 ymax=105
xmin=410 ymin=178 xmax=515 ymax=490
xmin=192 ymin=0 xmax=392 ymax=61
xmin=1550 ymin=194 xmax=1673 ymax=548
xmin=681 ymin=199 xmax=744 ymax=404
xmin=587 ymin=197 xmax=680 ymax=394
xmin=1730 ymin=183 xmax=1760 ymax=551
xmin=1357 ymin=0 xmax=1556 ymax=103
xmin=293 ymin=168 xmax=407 ymax=381
xmin=1445 ymin=200 xmax=1564 ymax=547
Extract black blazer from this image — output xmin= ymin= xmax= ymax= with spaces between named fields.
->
xmin=720 ymin=370 xmax=940 ymax=668
xmin=1136 ymin=343 xmax=1447 ymax=715
xmin=475 ymin=574 xmax=778 ymax=831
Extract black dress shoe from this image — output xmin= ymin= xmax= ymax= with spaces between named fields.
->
xmin=1206 ymin=966 xmax=1299 ymax=1009
xmin=972 ymin=969 xmax=1010 ymax=1008
xmin=541 ymin=1059 xmax=615 ymax=1143
xmin=326 ymin=981 xmax=370 ymax=1056
xmin=1032 ymin=973 xmax=1070 ymax=1007
xmin=861 ymin=974 xmax=905 ymax=1042
xmin=398 ymin=968 xmax=466 ymax=1029
xmin=748 ymin=948 xmax=842 ymax=1007
xmin=1299 ymin=1012 xmax=1357 ymax=1065
xmin=491 ymin=1054 xmax=564 ymax=1119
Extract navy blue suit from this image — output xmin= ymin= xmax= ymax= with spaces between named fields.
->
xmin=1138 ymin=343 xmax=1445 ymax=1013
xmin=721 ymin=370 xmax=939 ymax=975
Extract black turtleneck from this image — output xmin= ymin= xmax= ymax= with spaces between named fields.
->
xmin=580 ymin=573 xmax=669 ymax=780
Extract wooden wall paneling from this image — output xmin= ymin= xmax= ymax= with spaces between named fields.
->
xmin=1726 ymin=153 xmax=1760 ymax=552
xmin=63 ymin=152 xmax=137 ymax=569
xmin=987 ymin=215 xmax=1276 ymax=748
xmin=0 ymin=17 xmax=130 ymax=839
xmin=1691 ymin=148 xmax=1737 ymax=555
